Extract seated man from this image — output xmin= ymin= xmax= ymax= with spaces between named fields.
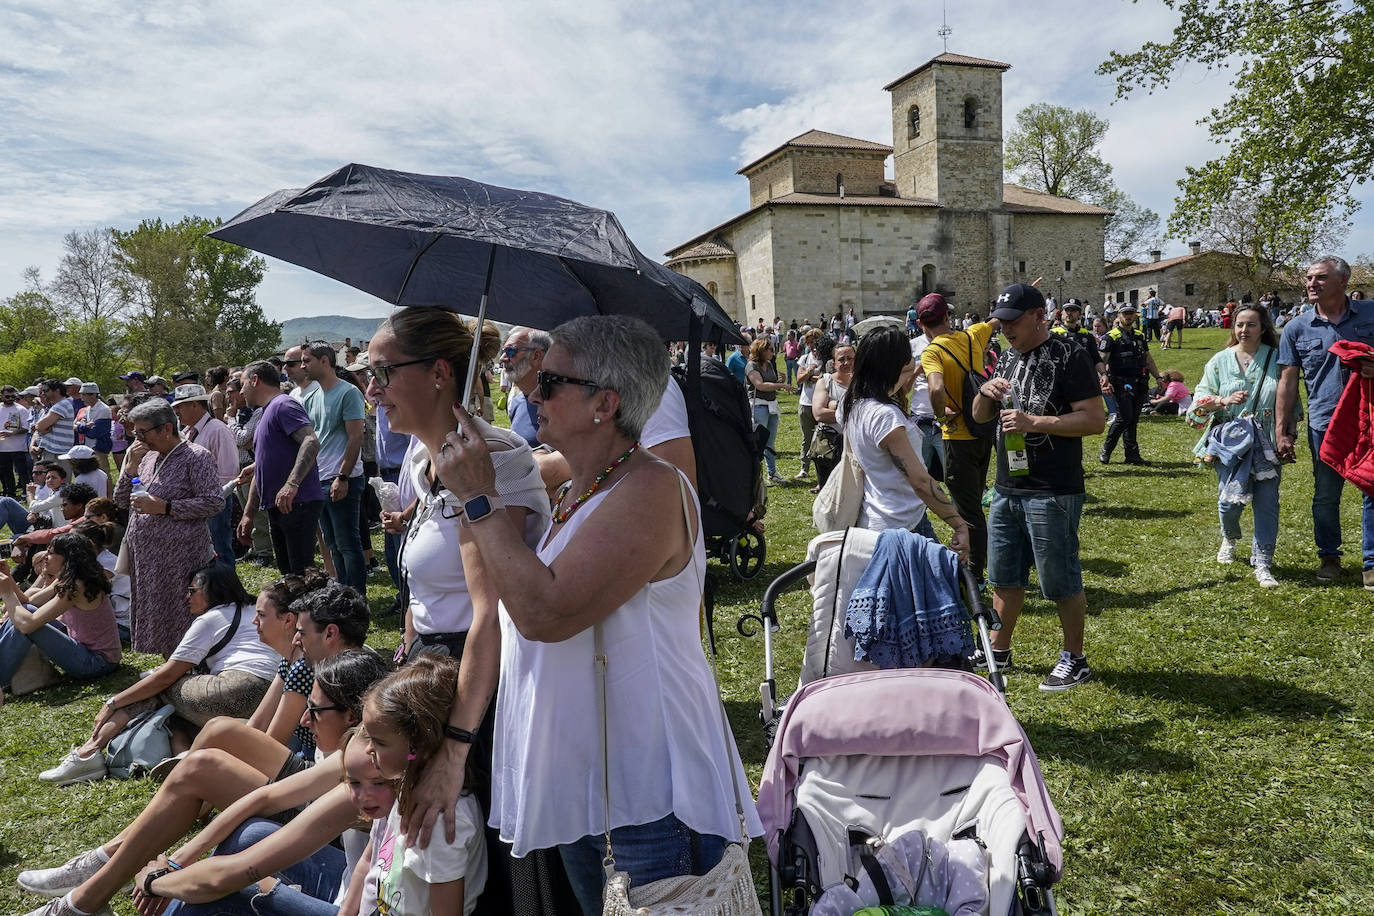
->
xmin=15 ymin=483 xmax=98 ymax=548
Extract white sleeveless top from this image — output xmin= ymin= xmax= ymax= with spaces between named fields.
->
xmin=489 ymin=470 xmax=762 ymax=856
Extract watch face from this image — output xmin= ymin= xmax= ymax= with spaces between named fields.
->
xmin=465 ymin=494 xmax=492 ymax=521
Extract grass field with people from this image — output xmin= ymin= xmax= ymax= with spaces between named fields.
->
xmin=3 ymin=329 xmax=1372 ymax=915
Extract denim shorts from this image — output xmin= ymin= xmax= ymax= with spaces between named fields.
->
xmin=986 ymin=491 xmax=1085 ymax=600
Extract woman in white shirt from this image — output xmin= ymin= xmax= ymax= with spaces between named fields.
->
xmin=439 ymin=315 xmax=760 ymax=916
xmin=841 ymin=326 xmax=971 ymax=555
xmin=39 ymin=560 xmax=278 ymax=786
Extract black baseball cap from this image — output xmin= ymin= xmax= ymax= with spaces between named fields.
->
xmin=991 ymin=283 xmax=1046 ymax=321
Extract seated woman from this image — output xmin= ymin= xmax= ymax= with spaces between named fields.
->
xmin=60 ymin=446 xmax=110 ymax=498
xmin=1144 ymin=369 xmax=1191 ymax=415
xmin=39 ymin=561 xmax=279 ymax=786
xmin=0 ymin=532 xmax=119 ymax=696
xmin=17 ymin=649 xmax=391 ymax=916
xmin=439 ymin=315 xmax=760 ymax=915
xmin=82 ymin=497 xmax=125 ymax=553
xmin=80 ymin=519 xmax=130 ymax=644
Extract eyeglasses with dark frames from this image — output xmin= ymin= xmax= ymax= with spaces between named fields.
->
xmin=372 ymin=357 xmax=436 ymax=388
xmin=502 ymin=345 xmax=537 ymax=359
xmin=536 ymin=370 xmax=602 ymax=401
xmin=305 ymin=699 xmax=346 ymax=721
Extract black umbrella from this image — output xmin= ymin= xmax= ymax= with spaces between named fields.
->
xmin=210 ymin=163 xmax=742 ymax=403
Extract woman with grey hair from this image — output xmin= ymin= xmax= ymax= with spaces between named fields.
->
xmin=438 ymin=314 xmax=761 ymax=915
xmin=114 ymin=397 xmax=225 ymax=655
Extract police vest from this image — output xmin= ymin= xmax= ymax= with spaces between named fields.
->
xmin=1052 ymin=325 xmax=1096 ymax=357
xmin=1102 ymin=327 xmax=1148 ymax=376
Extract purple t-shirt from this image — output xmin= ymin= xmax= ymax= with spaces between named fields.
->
xmin=254 ymin=395 xmax=325 ymax=505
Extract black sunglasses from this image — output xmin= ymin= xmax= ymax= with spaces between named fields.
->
xmin=502 ymin=345 xmax=537 ymax=359
xmin=305 ymin=699 xmax=346 ymax=721
xmin=536 ymin=370 xmax=601 ymax=400
xmin=281 ymin=359 xmax=302 ymax=368
xmin=372 ymin=357 xmax=436 ymax=388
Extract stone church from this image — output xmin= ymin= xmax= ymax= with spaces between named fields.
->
xmin=665 ymin=53 xmax=1108 ymax=325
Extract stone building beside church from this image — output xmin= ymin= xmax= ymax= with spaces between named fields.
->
xmin=666 ymin=53 xmax=1109 ymax=326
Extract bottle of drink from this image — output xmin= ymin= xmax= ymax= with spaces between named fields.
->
xmin=1003 ymin=391 xmax=1029 ymax=477
xmin=130 ymin=476 xmax=149 ymax=501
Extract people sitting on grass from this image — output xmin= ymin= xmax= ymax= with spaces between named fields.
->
xmin=38 ymin=561 xmax=279 ymax=786
xmin=17 ymin=649 xmax=389 ymax=916
xmin=14 ymin=482 xmax=99 ymax=548
xmin=1143 ymin=370 xmax=1192 ymax=416
xmin=0 ymin=532 xmax=119 ymax=696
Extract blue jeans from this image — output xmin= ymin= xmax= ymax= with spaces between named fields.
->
xmin=987 ymin=492 xmax=1085 ymax=601
xmin=1216 ymin=464 xmax=1281 ymax=566
xmin=208 ymin=497 xmax=236 ymax=567
xmin=162 ymin=818 xmax=345 ymax=916
xmin=558 ymin=814 xmax=730 ymax=916
xmin=318 ymin=476 xmax=366 ymax=592
xmin=1308 ymin=427 xmax=1374 ymax=567
xmin=380 ymin=466 xmax=403 ymax=590
xmin=0 ymin=496 xmax=32 ymax=535
xmin=752 ymin=404 xmax=780 ymax=477
xmin=784 ymin=358 xmax=798 ymax=385
xmin=0 ymin=618 xmax=117 ymax=687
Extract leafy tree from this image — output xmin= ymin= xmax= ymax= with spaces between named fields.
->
xmin=53 ymin=229 xmax=125 ymax=322
xmin=0 ymin=289 xmax=79 ymax=387
xmin=1098 ymin=0 xmax=1370 ymax=243
xmin=1192 ymin=192 xmax=1348 ymax=283
xmin=1004 ymin=103 xmax=1114 ymax=200
xmin=1004 ymin=102 xmax=1161 ymax=260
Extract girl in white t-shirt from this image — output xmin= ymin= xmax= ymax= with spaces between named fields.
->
xmin=840 ymin=326 xmax=971 ymax=558
xmin=349 ymin=655 xmax=487 ymax=916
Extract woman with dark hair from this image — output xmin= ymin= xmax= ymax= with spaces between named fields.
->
xmin=0 ymin=531 xmax=118 ymax=695
xmin=38 ymin=560 xmax=280 ymax=785
xmin=841 ymin=326 xmax=971 ymax=552
xmin=115 ymin=398 xmax=226 ymax=656
xmin=205 ymin=366 xmax=231 ymax=422
xmin=1188 ymin=302 xmax=1286 ymax=587
xmin=747 ymin=336 xmax=796 ymax=483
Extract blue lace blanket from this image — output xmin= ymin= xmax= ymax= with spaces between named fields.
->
xmin=844 ymin=529 xmax=972 ymax=668
xmin=1207 ymin=417 xmax=1278 ymax=507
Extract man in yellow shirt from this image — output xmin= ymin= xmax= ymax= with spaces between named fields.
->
xmin=919 ymin=294 xmax=1001 ymax=583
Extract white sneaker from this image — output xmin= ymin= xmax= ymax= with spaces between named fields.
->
xmin=1216 ymin=538 xmax=1238 ymax=563
xmin=19 ymin=896 xmax=114 ymax=916
xmin=17 ymin=849 xmax=109 ymax=898
xmin=1255 ymin=566 xmax=1279 ymax=588
xmin=38 ymin=748 xmax=107 ymax=786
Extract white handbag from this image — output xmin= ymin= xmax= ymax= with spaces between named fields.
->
xmin=811 ymin=439 xmax=864 ymax=533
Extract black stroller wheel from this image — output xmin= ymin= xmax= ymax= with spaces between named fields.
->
xmin=728 ymin=530 xmax=766 ymax=580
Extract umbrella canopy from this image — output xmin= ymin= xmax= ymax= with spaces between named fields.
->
xmin=852 ymin=315 xmax=907 ymax=337
xmin=210 ymin=164 xmax=742 ymax=346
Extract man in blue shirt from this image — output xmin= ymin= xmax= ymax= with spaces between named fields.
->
xmin=499 ymin=327 xmax=550 ymax=448
xmin=725 ymin=342 xmax=749 ymax=385
xmin=1276 ymin=255 xmax=1374 ymax=586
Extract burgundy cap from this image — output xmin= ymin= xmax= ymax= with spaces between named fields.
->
xmin=915 ymin=293 xmax=949 ymax=323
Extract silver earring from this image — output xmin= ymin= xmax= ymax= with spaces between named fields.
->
xmin=593 ymin=417 xmax=601 ymax=424
xmin=434 ymin=383 xmax=441 ymax=390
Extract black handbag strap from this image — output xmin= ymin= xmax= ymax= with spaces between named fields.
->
xmin=200 ymin=601 xmax=244 ymax=668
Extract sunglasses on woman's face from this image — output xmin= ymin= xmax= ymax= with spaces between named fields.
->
xmin=536 ymin=370 xmax=601 ymax=400
xmin=305 ymin=700 xmax=346 ymax=721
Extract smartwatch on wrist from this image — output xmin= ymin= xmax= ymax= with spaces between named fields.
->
xmin=460 ymin=494 xmax=505 ymax=527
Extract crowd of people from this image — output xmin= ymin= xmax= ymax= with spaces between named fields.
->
xmin=5 ymin=254 xmax=1373 ymax=916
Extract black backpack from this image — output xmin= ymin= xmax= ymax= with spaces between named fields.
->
xmin=929 ymin=331 xmax=997 ymax=440
xmin=671 ymin=357 xmax=763 ymax=540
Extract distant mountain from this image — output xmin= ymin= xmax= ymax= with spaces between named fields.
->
xmin=279 ymin=315 xmax=389 ymax=350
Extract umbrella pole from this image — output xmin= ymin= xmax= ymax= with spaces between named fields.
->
xmin=461 ymin=246 xmax=498 ymax=411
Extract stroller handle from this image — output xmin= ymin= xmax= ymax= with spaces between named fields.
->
xmin=758 ymin=560 xmax=816 ymax=629
xmin=960 ymin=563 xmax=1002 ymax=631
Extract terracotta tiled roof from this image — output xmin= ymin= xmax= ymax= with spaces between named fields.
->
xmin=1002 ymin=183 xmax=1111 ymax=215
xmin=883 ymin=53 xmax=1012 ymax=90
xmin=1105 ymin=250 xmax=1236 ymax=280
xmin=738 ymin=129 xmax=892 ymax=175
xmin=664 ymin=237 xmax=735 ymax=264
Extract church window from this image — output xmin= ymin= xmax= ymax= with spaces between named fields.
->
xmin=964 ymin=96 xmax=978 ymax=129
xmin=706 ymin=281 xmax=718 ymax=297
xmin=909 ymin=105 xmax=920 ymax=138
xmin=1185 ymin=283 xmax=1196 ymax=296
xmin=1064 ymin=259 xmax=1073 ymax=272
xmin=1018 ymin=260 xmax=1026 ymax=274
xmin=921 ymin=264 xmax=937 ymax=295
xmin=836 ymin=173 xmax=844 ymax=196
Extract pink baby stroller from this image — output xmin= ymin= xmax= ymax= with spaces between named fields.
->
xmin=740 ymin=532 xmax=1062 ymax=914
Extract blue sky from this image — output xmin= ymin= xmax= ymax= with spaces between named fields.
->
xmin=2 ymin=0 xmax=1368 ymax=321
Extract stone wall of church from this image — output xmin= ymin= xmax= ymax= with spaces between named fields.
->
xmin=888 ymin=63 xmax=1004 ymax=209
xmin=731 ymin=211 xmax=777 ymax=325
xmin=1011 ymin=214 xmax=1106 ymax=306
xmin=945 ymin=210 xmax=994 ymax=313
xmin=790 ymin=150 xmax=887 ymax=197
xmin=746 ymin=158 xmax=794 ymax=208
xmin=669 ymin=257 xmax=739 ymax=322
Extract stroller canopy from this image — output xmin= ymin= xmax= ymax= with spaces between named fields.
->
xmin=756 ymin=668 xmax=1064 ymax=873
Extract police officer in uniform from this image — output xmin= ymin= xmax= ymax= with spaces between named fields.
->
xmin=1098 ymin=302 xmax=1162 ymax=465
xmin=1052 ymin=300 xmax=1106 ymax=370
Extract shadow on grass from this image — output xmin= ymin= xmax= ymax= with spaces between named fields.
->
xmin=1088 ymin=577 xmax=1226 ymax=611
xmin=1082 ymin=557 xmax=1130 ymax=577
xmin=1090 ymin=462 xmax=1196 ymax=475
xmin=13 ymin=666 xmax=146 ymax=708
xmin=1023 ymin=719 xmax=1195 ymax=773
xmin=1097 ymin=669 xmax=1348 ymax=720
xmin=1087 ymin=505 xmax=1191 ymax=520
xmin=725 ymin=698 xmax=774 ymax=765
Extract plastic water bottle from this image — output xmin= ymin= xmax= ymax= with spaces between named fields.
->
xmin=130 ymin=477 xmax=149 ymax=500
xmin=369 ymin=477 xmax=401 ymax=514
xmin=1002 ymin=392 xmax=1030 ymax=477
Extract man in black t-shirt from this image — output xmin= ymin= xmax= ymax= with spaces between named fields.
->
xmin=972 ymin=283 xmax=1106 ymax=692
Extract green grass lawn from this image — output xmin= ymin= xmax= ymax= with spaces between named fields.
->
xmin=4 ymin=328 xmax=1373 ymax=915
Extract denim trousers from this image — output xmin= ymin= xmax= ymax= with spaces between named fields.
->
xmin=266 ymin=500 xmax=323 ymax=576
xmin=207 ymin=498 xmax=236 ymax=566
xmin=1216 ymin=464 xmax=1281 ymax=566
xmin=161 ymin=817 xmax=345 ymax=916
xmin=558 ymin=813 xmax=730 ymax=916
xmin=0 ymin=618 xmax=117 ymax=686
xmin=752 ymin=404 xmax=780 ymax=476
xmin=318 ymin=476 xmax=366 ymax=592
xmin=1308 ymin=426 xmax=1374 ymax=566
xmin=0 ymin=495 xmax=32 ymax=535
